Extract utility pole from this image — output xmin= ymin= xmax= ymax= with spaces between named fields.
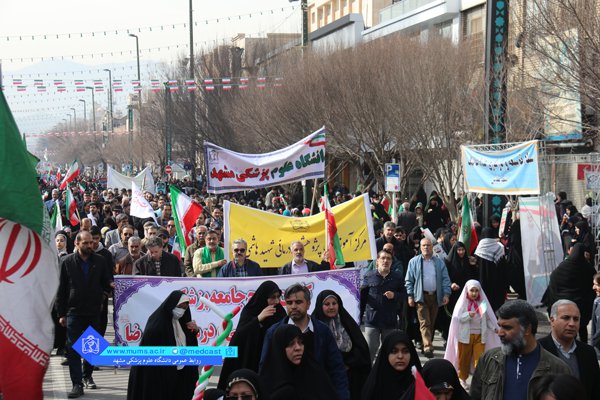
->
xmin=85 ymin=87 xmax=97 ymax=141
xmin=129 ymin=33 xmax=143 ymax=169
xmin=79 ymin=99 xmax=87 ymax=130
xmin=103 ymin=69 xmax=113 ymax=134
xmin=70 ymin=107 xmax=76 ymax=130
xmin=189 ymin=0 xmax=197 ymax=181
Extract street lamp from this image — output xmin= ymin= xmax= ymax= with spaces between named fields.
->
xmin=85 ymin=87 xmax=97 ymax=143
xmin=129 ymin=33 xmax=143 ymax=168
xmin=70 ymin=107 xmax=76 ymax=130
xmin=62 ymin=118 xmax=67 ymax=133
xmin=103 ymin=68 xmax=113 ymax=133
xmin=78 ymin=99 xmax=87 ymax=130
xmin=66 ymin=113 xmax=72 ymax=132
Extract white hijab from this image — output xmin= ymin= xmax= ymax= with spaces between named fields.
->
xmin=444 ymin=280 xmax=501 ymax=370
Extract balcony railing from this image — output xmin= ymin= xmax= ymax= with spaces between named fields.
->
xmin=379 ymin=0 xmax=441 ymax=23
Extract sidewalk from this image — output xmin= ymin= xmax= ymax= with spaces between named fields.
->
xmin=43 ymin=305 xmax=553 ymax=399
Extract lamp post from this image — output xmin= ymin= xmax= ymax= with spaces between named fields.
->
xmin=129 ymin=33 xmax=143 ymax=169
xmin=66 ymin=113 xmax=72 ymax=132
xmin=78 ymin=99 xmax=87 ymax=130
xmin=85 ymin=87 xmax=97 ymax=142
xmin=103 ymin=69 xmax=113 ymax=133
xmin=62 ymin=118 xmax=67 ymax=133
xmin=70 ymin=107 xmax=76 ymax=130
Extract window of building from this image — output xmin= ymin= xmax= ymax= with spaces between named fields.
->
xmin=465 ymin=6 xmax=484 ymax=36
xmin=435 ymin=20 xmax=453 ymax=39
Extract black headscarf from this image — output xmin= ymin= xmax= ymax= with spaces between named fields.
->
xmin=127 ymin=290 xmax=199 ymax=400
xmin=361 ymin=331 xmax=422 ymax=400
xmin=218 ymin=281 xmax=286 ymax=390
xmin=260 ymin=324 xmax=337 ymax=400
xmin=574 ymin=220 xmax=595 ymax=255
xmin=313 ymin=290 xmax=371 ymax=400
xmin=445 ymin=242 xmax=476 ymax=292
xmin=422 ymin=359 xmax=471 ymax=400
xmin=225 ymin=369 xmax=263 ymax=399
xmin=543 ymin=243 xmax=596 ymax=321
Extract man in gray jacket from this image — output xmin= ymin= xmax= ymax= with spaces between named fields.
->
xmin=470 ymin=300 xmax=571 ymax=400
xmin=405 ymin=238 xmax=451 ymax=358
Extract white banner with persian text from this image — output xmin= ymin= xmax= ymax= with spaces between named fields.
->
xmin=113 ymin=269 xmax=360 ymax=346
xmin=204 ymin=127 xmax=326 ymax=194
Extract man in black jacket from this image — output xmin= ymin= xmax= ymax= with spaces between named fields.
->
xmin=279 ymin=240 xmax=328 ymax=275
xmin=539 ymin=299 xmax=600 ymax=400
xmin=132 ymin=236 xmax=182 ymax=277
xmin=57 ymin=231 xmax=114 ymax=398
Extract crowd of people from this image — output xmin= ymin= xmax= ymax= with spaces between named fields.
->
xmin=46 ymin=176 xmax=600 ymax=400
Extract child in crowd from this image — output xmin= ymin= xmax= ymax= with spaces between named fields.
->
xmin=444 ymin=279 xmax=501 ymax=389
xmin=592 ymin=273 xmax=600 ymax=359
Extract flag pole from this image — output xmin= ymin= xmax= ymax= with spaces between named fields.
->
xmin=309 ymin=179 xmax=319 ymax=216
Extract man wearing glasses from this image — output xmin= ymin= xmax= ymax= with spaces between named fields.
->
xmin=108 ymin=225 xmax=135 ymax=262
xmin=218 ymin=239 xmax=263 ymax=277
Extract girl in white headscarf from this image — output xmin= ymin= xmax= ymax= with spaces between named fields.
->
xmin=444 ymin=279 xmax=501 ymax=389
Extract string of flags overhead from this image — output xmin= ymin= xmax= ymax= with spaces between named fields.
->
xmin=2 ymin=77 xmax=285 ymax=93
xmin=0 ymin=6 xmax=297 ymax=42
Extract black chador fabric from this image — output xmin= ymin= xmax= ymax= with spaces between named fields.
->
xmin=543 ymin=243 xmax=596 ymax=326
xmin=476 ymin=228 xmax=508 ymax=312
xmin=313 ymin=290 xmax=371 ymax=400
xmin=260 ymin=324 xmax=337 ymax=400
xmin=127 ymin=290 xmax=199 ymax=400
xmin=217 ymin=280 xmax=286 ymax=390
xmin=361 ymin=331 xmax=422 ymax=400
xmin=507 ymin=219 xmax=527 ymax=300
xmin=422 ymin=359 xmax=471 ymax=400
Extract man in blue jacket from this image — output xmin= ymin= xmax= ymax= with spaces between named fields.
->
xmin=260 ymin=283 xmax=350 ymax=400
xmin=360 ymin=250 xmax=405 ymax=361
xmin=405 ymin=238 xmax=451 ymax=358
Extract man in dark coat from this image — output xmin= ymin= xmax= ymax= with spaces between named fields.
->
xmin=132 ymin=236 xmax=182 ymax=277
xmin=279 ymin=240 xmax=328 ymax=275
xmin=57 ymin=231 xmax=113 ymax=398
xmin=539 ymin=300 xmax=600 ymax=400
xmin=90 ymin=226 xmax=114 ymax=338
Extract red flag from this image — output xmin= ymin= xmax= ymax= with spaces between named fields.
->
xmin=412 ymin=366 xmax=436 ymax=400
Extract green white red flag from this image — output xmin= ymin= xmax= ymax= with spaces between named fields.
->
xmin=50 ymin=200 xmax=63 ymax=232
xmin=0 ymin=90 xmax=59 ymax=399
xmin=170 ymin=185 xmax=203 ymax=254
xmin=412 ymin=366 xmax=436 ymax=400
xmin=59 ymin=159 xmax=80 ymax=189
xmin=320 ymin=184 xmax=345 ymax=269
xmin=65 ymin=187 xmax=79 ymax=226
xmin=458 ymin=195 xmax=479 ymax=255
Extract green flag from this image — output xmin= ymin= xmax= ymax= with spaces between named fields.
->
xmin=0 ymin=91 xmax=45 ymax=234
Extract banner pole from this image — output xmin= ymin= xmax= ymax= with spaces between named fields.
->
xmin=310 ymin=179 xmax=319 ymax=215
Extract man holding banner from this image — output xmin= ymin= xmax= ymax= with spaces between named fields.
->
xmin=279 ymin=241 xmax=328 ymax=275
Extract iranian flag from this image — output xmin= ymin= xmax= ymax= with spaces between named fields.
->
xmin=304 ymin=127 xmax=326 ymax=147
xmin=65 ymin=187 xmax=79 ymax=226
xmin=458 ymin=195 xmax=479 ymax=255
xmin=59 ymin=159 xmax=80 ymax=189
xmin=320 ymin=184 xmax=345 ymax=269
xmin=0 ymin=90 xmax=60 ymax=399
xmin=56 ymin=167 xmax=61 ymax=182
xmin=170 ymin=185 xmax=203 ymax=254
xmin=50 ymin=200 xmax=63 ymax=232
xmin=412 ymin=366 xmax=436 ymax=400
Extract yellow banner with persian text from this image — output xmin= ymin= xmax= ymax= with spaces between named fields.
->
xmin=223 ymin=194 xmax=377 ymax=268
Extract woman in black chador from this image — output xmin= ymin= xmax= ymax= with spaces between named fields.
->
xmin=127 ymin=290 xmax=199 ymax=400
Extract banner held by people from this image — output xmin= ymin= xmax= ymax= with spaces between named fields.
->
xmin=107 ymin=165 xmax=156 ymax=194
xmin=204 ymin=127 xmax=326 ymax=194
xmin=223 ymin=194 xmax=376 ymax=267
xmin=461 ymin=140 xmax=540 ymax=195
xmin=0 ymin=90 xmax=60 ymax=399
xmin=113 ymin=269 xmax=360 ymax=347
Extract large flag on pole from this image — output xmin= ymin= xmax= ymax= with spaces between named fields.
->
xmin=59 ymin=159 xmax=80 ymax=189
xmin=131 ymin=181 xmax=158 ymax=223
xmin=170 ymin=185 xmax=203 ymax=255
xmin=320 ymin=183 xmax=345 ymax=269
xmin=458 ymin=195 xmax=479 ymax=255
xmin=0 ymin=90 xmax=60 ymax=399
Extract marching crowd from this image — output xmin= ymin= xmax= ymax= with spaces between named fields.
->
xmin=46 ymin=177 xmax=600 ymax=400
